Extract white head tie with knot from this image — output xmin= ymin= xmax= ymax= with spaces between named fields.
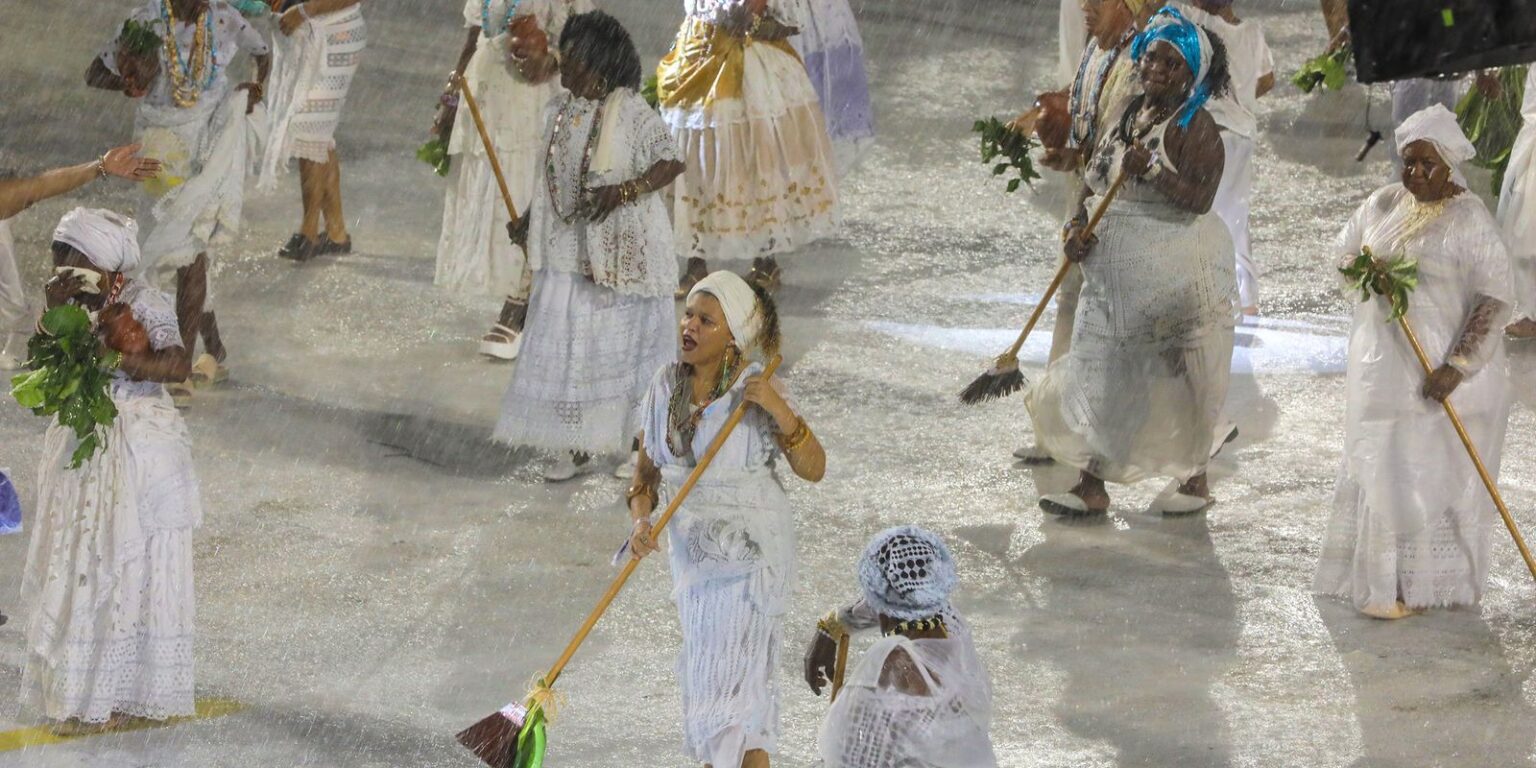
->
xmin=1395 ymin=104 xmax=1476 ymax=188
xmin=687 ymin=271 xmax=763 ymax=353
xmin=52 ymin=208 xmax=141 ymax=274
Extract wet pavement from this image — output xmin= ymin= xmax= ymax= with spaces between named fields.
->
xmin=1 ymin=0 xmax=1534 ymax=766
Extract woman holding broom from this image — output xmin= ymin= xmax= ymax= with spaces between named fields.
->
xmin=430 ymin=0 xmax=592 ymax=360
xmin=626 ymin=271 xmax=825 ymax=768
xmin=1025 ymin=7 xmax=1235 ymax=517
xmin=19 ymin=208 xmax=200 ymax=730
xmin=495 ymin=11 xmax=682 ymax=481
xmin=1314 ymin=105 xmax=1516 ymax=620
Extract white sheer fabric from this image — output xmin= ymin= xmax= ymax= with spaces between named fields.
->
xmin=789 ymin=0 xmax=874 ymax=177
xmin=1498 ymin=66 xmax=1536 ymax=318
xmin=259 ymin=3 xmax=366 ymax=183
xmin=1058 ymin=0 xmax=1087 ymax=86
xmin=820 ymin=633 xmax=998 ymax=768
xmin=19 ymin=282 xmax=200 ymax=723
xmin=1027 ymin=114 xmax=1236 ymax=483
xmin=641 ymin=361 xmax=797 ymax=768
xmin=436 ymin=0 xmax=589 ymax=300
xmin=0 ymin=218 xmax=26 ymax=338
xmin=1314 ymin=185 xmax=1514 ymax=612
xmin=493 ymin=91 xmax=678 ymax=454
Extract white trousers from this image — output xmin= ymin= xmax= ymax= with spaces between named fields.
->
xmin=1215 ymin=133 xmax=1258 ymax=310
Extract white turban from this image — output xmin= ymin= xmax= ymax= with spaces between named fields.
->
xmin=687 ymin=271 xmax=763 ymax=353
xmin=52 ymin=208 xmax=142 ymax=274
xmin=1394 ymin=104 xmax=1476 ymax=188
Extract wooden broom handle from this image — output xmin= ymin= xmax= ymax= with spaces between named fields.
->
xmin=457 ymin=76 xmax=520 ymax=229
xmin=543 ymin=355 xmax=785 ymax=687
xmin=1395 ymin=315 xmax=1536 ymax=583
xmin=1004 ymin=172 xmax=1129 ymax=359
xmin=830 ymin=632 xmax=851 ymax=703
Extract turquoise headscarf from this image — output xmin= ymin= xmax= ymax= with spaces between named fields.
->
xmin=1130 ymin=7 xmax=1215 ymax=129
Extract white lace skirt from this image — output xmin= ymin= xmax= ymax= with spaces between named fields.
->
xmin=493 ymin=269 xmax=675 ymax=454
xmin=19 ymin=394 xmax=199 ymax=723
xmin=675 ymin=569 xmax=786 ymax=766
xmin=1314 ymin=410 xmax=1505 ymax=612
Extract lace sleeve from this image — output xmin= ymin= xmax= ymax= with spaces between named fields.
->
xmin=1447 ymin=295 xmax=1510 ymax=375
xmin=632 ymin=99 xmax=681 ymax=170
xmin=128 ymin=285 xmax=184 ymax=351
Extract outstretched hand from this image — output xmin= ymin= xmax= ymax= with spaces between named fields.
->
xmin=101 ymin=144 xmax=161 ymax=181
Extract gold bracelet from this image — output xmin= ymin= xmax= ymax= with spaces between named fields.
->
xmin=625 ymin=479 xmax=656 ymax=507
xmin=95 ymin=154 xmax=109 ymax=179
xmin=777 ymin=417 xmax=811 ymax=453
xmin=816 ymin=609 xmax=846 ymax=638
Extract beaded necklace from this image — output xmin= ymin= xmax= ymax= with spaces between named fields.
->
xmin=481 ymin=0 xmax=525 ymax=37
xmin=1068 ymin=32 xmax=1131 ymax=150
xmin=545 ymin=94 xmax=606 ymax=225
xmin=160 ymin=0 xmax=219 ymax=108
xmin=665 ymin=353 xmax=743 ymax=460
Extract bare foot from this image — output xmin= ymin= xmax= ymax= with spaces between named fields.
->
xmin=1067 ymin=479 xmax=1111 ymax=512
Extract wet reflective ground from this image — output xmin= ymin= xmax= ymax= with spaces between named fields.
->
xmin=1 ymin=0 xmax=1535 ymax=765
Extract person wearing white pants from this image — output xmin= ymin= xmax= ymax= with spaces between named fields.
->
xmin=1176 ymin=0 xmax=1273 ymax=315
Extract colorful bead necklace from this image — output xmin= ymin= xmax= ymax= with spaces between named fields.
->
xmin=160 ymin=0 xmax=219 ymax=108
xmin=545 ymin=94 xmax=606 ymax=225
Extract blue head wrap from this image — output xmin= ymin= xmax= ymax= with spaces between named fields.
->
xmin=1130 ymin=7 xmax=1214 ymax=129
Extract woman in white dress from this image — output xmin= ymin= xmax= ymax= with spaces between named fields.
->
xmin=19 ymin=209 xmax=200 ymax=730
xmin=87 ymin=0 xmax=273 ymax=395
xmin=431 ymin=0 xmax=591 ymax=360
xmin=626 ymin=270 xmax=825 ymax=768
xmin=1314 ymin=106 xmax=1515 ymax=620
xmin=809 ymin=526 xmax=998 ymax=768
xmin=790 ymin=0 xmax=874 ymax=177
xmin=1498 ymin=65 xmax=1536 ymax=338
xmin=261 ymin=0 xmax=368 ymax=262
xmin=495 ymin=11 xmax=683 ymax=481
xmin=1026 ymin=8 xmax=1235 ymax=517
xmin=658 ymin=0 xmax=841 ymax=294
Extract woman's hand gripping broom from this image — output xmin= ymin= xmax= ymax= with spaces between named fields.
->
xmin=959 ymin=171 xmax=1130 ymax=404
xmin=456 ymin=356 xmax=785 ymax=768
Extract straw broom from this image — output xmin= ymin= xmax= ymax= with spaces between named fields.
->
xmin=959 ymin=171 xmax=1130 ymax=404
xmin=456 ymin=356 xmax=784 ymax=768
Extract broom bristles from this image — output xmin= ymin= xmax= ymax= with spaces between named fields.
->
xmin=959 ymin=358 xmax=1026 ymax=405
xmin=456 ymin=703 xmax=527 ymax=768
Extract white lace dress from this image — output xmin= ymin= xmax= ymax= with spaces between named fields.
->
xmin=641 ymin=361 xmax=797 ymax=768
xmin=19 ymin=282 xmax=202 ymax=723
xmin=258 ymin=1 xmax=367 ymax=184
xmin=102 ymin=1 xmax=270 ymax=276
xmin=493 ymin=91 xmax=679 ymax=454
xmin=1498 ymin=66 xmax=1536 ymax=318
xmin=1314 ymin=186 xmax=1514 ymax=612
xmin=1026 ymin=109 xmax=1237 ymax=483
xmin=435 ymin=0 xmax=590 ymax=300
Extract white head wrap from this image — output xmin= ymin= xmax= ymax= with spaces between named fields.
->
xmin=52 ymin=208 xmax=141 ymax=274
xmin=687 ymin=271 xmax=764 ymax=353
xmin=1394 ymin=104 xmax=1476 ymax=188
xmin=858 ymin=526 xmax=960 ymax=621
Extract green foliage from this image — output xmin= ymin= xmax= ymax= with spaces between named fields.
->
xmin=10 ymin=306 xmax=123 ymax=469
xmin=1291 ymin=44 xmax=1352 ymax=95
xmin=119 ymin=19 xmax=163 ymax=58
xmin=417 ymin=137 xmax=452 ymax=177
xmin=515 ymin=702 xmax=548 ymax=768
xmin=973 ymin=116 xmax=1040 ymax=194
xmin=1340 ymin=246 xmax=1419 ymax=322
xmin=1456 ymin=65 xmax=1529 ymax=197
xmin=641 ymin=74 xmax=660 ymax=110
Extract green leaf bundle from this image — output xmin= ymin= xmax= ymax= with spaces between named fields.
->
xmin=1339 ymin=246 xmax=1419 ymax=322
xmin=973 ymin=116 xmax=1041 ymax=194
xmin=1291 ymin=44 xmax=1352 ymax=95
xmin=417 ymin=137 xmax=452 ymax=177
xmin=642 ymin=74 xmax=660 ymax=110
xmin=1456 ymin=66 xmax=1528 ymax=198
xmin=119 ymin=19 xmax=163 ymax=58
xmin=10 ymin=306 xmax=123 ymax=469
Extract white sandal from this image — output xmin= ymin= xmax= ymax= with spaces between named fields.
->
xmin=1151 ymin=480 xmax=1213 ymax=516
xmin=479 ymin=324 xmax=522 ymax=361
xmin=1013 ymin=444 xmax=1056 ymax=465
xmin=1039 ymin=493 xmax=1104 ymax=517
xmin=166 ymin=381 xmax=194 ymax=409
xmin=190 ymin=353 xmax=228 ymax=388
